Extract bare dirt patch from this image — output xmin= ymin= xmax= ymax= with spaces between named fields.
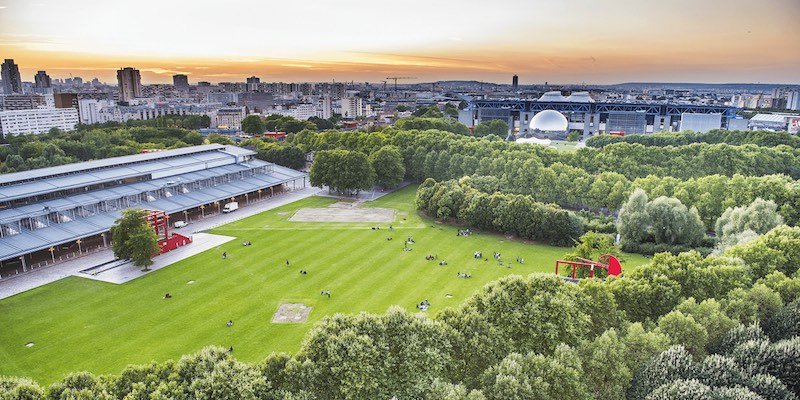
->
xmin=290 ymin=207 xmax=395 ymax=223
xmin=272 ymin=303 xmax=312 ymax=323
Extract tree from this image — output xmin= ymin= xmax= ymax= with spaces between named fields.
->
xmin=481 ymin=346 xmax=591 ymax=400
xmin=618 ymin=189 xmax=651 ymax=244
xmin=110 ymin=209 xmax=160 ymax=270
xmin=473 ymin=120 xmax=508 ymax=138
xmin=618 ymin=189 xmax=705 ymax=248
xmin=656 ymin=311 xmax=709 ymax=357
xmin=241 ymin=115 xmax=265 ymax=134
xmin=647 ymin=196 xmax=705 ymax=245
xmin=207 ymin=133 xmax=234 ymax=145
xmin=369 ymin=145 xmax=405 ymax=189
xmin=309 ymin=150 xmax=375 ymax=195
xmin=714 ymin=198 xmax=784 ymax=252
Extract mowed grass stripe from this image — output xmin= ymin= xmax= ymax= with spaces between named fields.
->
xmin=0 ymin=185 xmax=649 ymax=384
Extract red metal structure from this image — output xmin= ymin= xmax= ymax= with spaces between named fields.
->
xmin=555 ymin=254 xmax=622 ymax=280
xmin=145 ymin=210 xmax=192 ymax=254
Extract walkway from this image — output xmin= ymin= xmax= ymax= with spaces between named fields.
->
xmin=78 ymin=233 xmax=235 ymax=284
xmin=0 ymin=187 xmax=321 ymax=300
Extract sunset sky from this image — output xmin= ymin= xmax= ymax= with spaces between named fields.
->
xmin=1 ymin=0 xmax=798 ymax=85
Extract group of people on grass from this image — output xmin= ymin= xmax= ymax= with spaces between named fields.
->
xmin=416 ymin=299 xmax=430 ymax=311
xmin=457 ymin=229 xmax=472 ymax=236
xmin=457 ymin=272 xmax=472 ymax=279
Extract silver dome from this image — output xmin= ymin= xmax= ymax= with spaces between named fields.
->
xmin=529 ymin=110 xmax=569 ymax=132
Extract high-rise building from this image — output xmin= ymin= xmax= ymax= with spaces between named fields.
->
xmin=34 ymin=71 xmax=51 ymax=89
xmin=246 ymin=76 xmax=260 ymax=92
xmin=91 ymin=78 xmax=101 ymax=86
xmin=512 ymin=75 xmax=519 ymax=90
xmin=116 ymin=67 xmax=142 ymax=102
xmin=1 ymin=59 xmax=23 ymax=94
xmin=73 ymin=77 xmax=83 ymax=86
xmin=173 ymin=74 xmax=189 ymax=91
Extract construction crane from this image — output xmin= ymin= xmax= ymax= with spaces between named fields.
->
xmin=386 ymin=77 xmax=416 ymax=91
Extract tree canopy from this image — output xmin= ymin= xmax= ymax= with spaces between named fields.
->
xmin=110 ymin=209 xmax=160 ymax=269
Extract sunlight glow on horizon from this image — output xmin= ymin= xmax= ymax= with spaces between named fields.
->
xmin=1 ymin=0 xmax=798 ymax=84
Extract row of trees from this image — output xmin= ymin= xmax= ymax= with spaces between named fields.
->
xmin=0 ymin=126 xmax=206 ymax=173
xmin=289 ymin=128 xmax=800 ymax=228
xmin=241 ymin=114 xmax=339 ymax=135
xmin=586 ymin=129 xmax=800 ymax=149
xmin=3 ymin=226 xmax=799 ymax=399
xmin=415 ymin=178 xmax=583 ymax=246
xmin=308 ymin=147 xmax=406 ymax=194
xmin=291 ymin=128 xmax=800 ymax=180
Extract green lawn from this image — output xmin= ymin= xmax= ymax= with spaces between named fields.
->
xmin=0 ymin=185 xmax=648 ymax=384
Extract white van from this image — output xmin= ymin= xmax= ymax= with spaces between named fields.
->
xmin=173 ymin=220 xmax=187 ymax=228
xmin=222 ymin=201 xmax=239 ymax=213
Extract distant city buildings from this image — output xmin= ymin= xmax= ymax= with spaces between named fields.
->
xmin=1 ymin=59 xmax=23 ymax=94
xmin=173 ymin=74 xmax=189 ymax=91
xmin=116 ymin=67 xmax=142 ymax=102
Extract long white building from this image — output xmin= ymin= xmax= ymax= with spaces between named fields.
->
xmin=0 ymin=107 xmax=79 ymax=137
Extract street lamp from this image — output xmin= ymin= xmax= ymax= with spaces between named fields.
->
xmin=76 ymin=239 xmax=83 ymax=254
xmin=200 ymin=204 xmax=206 ymax=218
xmin=49 ymin=246 xmax=55 ymax=263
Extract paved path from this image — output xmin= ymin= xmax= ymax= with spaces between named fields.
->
xmin=0 ymin=187 xmax=321 ymax=300
xmin=78 ymin=233 xmax=235 ymax=284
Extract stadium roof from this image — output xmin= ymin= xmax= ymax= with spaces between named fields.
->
xmin=0 ymin=163 xmax=306 ymax=261
xmin=0 ymin=145 xmax=258 ymax=203
xmin=0 ymin=144 xmax=229 ymax=185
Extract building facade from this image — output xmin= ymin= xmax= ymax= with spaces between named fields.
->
xmin=0 ymin=108 xmax=80 ymax=137
xmin=463 ymin=95 xmax=738 ymax=138
xmin=1 ymin=94 xmax=46 ymax=111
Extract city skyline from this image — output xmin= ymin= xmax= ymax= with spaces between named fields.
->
xmin=1 ymin=0 xmax=799 ymax=85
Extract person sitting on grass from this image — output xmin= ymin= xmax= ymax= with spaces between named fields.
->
xmin=226 ymin=320 xmax=233 ymax=327
xmin=222 ymin=252 xmax=227 ymax=259
xmin=164 ymin=293 xmax=172 ymax=299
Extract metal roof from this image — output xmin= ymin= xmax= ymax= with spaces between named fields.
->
xmin=750 ymin=114 xmax=792 ymax=123
xmin=0 ymin=164 xmax=306 ymax=261
xmin=0 ymin=145 xmax=258 ymax=203
xmin=0 ymin=159 xmax=273 ymax=223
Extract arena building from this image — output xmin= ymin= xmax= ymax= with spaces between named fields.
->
xmin=459 ymin=92 xmax=739 ymax=139
xmin=0 ymin=144 xmax=307 ymax=277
